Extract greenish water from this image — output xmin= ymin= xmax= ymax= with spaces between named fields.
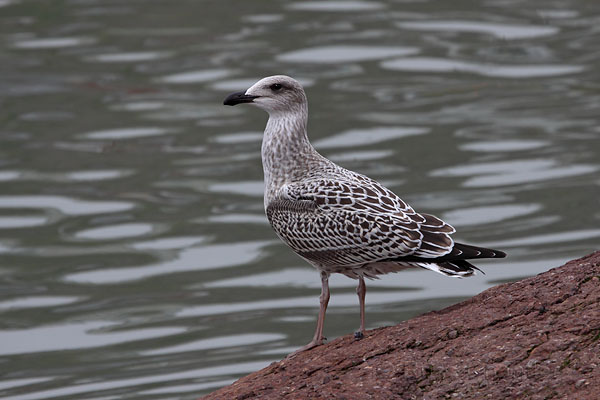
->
xmin=1 ymin=0 xmax=599 ymax=399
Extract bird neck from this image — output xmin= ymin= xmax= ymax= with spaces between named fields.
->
xmin=261 ymin=106 xmax=319 ymax=204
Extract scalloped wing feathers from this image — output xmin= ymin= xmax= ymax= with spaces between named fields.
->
xmin=267 ymin=172 xmax=457 ymax=270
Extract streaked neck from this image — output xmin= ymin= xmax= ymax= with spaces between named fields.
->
xmin=261 ymin=106 xmax=317 ymax=203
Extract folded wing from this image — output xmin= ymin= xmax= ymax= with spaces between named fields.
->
xmin=266 ymin=176 xmax=458 ymax=268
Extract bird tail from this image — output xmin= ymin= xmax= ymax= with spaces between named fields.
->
xmin=415 ymin=259 xmax=481 ymax=277
xmin=402 ymin=243 xmax=506 ymax=278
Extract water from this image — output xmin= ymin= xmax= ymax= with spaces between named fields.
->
xmin=1 ymin=0 xmax=599 ymax=398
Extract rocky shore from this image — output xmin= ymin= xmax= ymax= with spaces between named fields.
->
xmin=203 ymin=251 xmax=600 ymax=399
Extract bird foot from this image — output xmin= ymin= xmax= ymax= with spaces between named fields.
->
xmin=286 ymin=338 xmax=326 ymax=359
xmin=354 ymin=330 xmax=364 ymax=340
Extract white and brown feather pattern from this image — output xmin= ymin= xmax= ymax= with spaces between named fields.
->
xmin=266 ymin=162 xmax=458 ymax=275
xmin=267 ymin=202 xmax=421 ymax=267
xmin=249 ymin=75 xmax=505 ymax=279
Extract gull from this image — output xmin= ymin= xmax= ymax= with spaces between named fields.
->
xmin=223 ymin=75 xmax=506 ymax=354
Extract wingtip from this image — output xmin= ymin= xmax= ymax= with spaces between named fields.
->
xmin=494 ymin=250 xmax=507 ymax=258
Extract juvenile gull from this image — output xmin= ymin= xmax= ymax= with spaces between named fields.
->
xmin=223 ymin=75 xmax=506 ymax=353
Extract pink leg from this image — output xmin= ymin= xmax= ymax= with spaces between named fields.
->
xmin=288 ymin=271 xmax=330 ymax=357
xmin=354 ymin=276 xmax=366 ymax=339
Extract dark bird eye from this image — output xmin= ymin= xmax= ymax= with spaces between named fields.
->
xmin=270 ymin=83 xmax=283 ymax=91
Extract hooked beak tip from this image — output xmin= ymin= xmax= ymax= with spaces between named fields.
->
xmin=223 ymin=91 xmax=259 ymax=106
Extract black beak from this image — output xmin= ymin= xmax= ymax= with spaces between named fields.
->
xmin=223 ymin=91 xmax=259 ymax=106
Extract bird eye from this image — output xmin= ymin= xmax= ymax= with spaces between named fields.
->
xmin=270 ymin=83 xmax=283 ymax=91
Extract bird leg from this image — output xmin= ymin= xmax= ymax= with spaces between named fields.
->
xmin=288 ymin=271 xmax=330 ymax=357
xmin=354 ymin=276 xmax=366 ymax=339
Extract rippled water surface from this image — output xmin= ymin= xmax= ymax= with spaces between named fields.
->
xmin=1 ymin=0 xmax=599 ymax=398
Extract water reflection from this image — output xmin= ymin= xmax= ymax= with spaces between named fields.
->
xmin=208 ymin=181 xmax=264 ymax=197
xmin=0 ymin=361 xmax=273 ymax=400
xmin=0 ymin=215 xmax=48 ymax=228
xmin=0 ymin=378 xmax=54 ymax=392
xmin=0 ymin=195 xmax=135 ymax=215
xmin=314 ymin=126 xmax=428 ymax=148
xmin=327 ymin=149 xmax=395 ymax=162
xmin=381 ymin=57 xmax=584 ymax=78
xmin=110 ymin=101 xmax=165 ymax=112
xmin=158 ymin=69 xmax=234 ymax=84
xmin=0 ymin=169 xmax=132 ymax=183
xmin=0 ymin=171 xmax=20 ymax=181
xmin=210 ymin=131 xmax=262 ymax=145
xmin=130 ymin=236 xmax=207 ymax=250
xmin=442 ymin=204 xmax=542 ymax=226
xmin=0 ymin=296 xmax=81 ymax=311
xmin=204 ymin=213 xmax=267 ymax=224
xmin=142 ymin=333 xmax=286 ymax=356
xmin=74 ymin=223 xmax=155 ymax=240
xmin=432 ymin=159 xmax=598 ymax=187
xmin=85 ymin=51 xmax=171 ymax=63
xmin=12 ymin=37 xmax=96 ymax=49
xmin=81 ymin=127 xmax=174 ymax=140
xmin=396 ymin=20 xmax=559 ymax=40
xmin=1 ymin=0 xmax=599 ymax=398
xmin=459 ymin=140 xmax=549 ymax=152
xmin=66 ymin=170 xmax=133 ymax=181
xmin=287 ymin=1 xmax=385 ymax=11
xmin=138 ymin=379 xmax=237 ymax=396
xmin=0 ymin=321 xmax=186 ymax=356
xmin=482 ymin=229 xmax=600 ymax=248
xmin=64 ymin=241 xmax=272 ymax=284
xmin=278 ymin=45 xmax=418 ymax=63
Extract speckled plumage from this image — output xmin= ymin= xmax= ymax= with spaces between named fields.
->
xmin=224 ymin=75 xmax=506 ymax=353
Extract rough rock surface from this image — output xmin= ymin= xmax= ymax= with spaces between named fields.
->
xmin=202 ymin=252 xmax=600 ymax=399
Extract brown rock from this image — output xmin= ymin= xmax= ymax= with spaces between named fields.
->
xmin=202 ymin=251 xmax=600 ymax=400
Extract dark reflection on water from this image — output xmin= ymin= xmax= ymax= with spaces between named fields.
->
xmin=1 ymin=0 xmax=599 ymax=398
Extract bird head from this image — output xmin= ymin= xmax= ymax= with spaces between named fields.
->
xmin=223 ymin=75 xmax=307 ymax=115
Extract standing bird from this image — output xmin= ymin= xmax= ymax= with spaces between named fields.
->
xmin=223 ymin=75 xmax=506 ymax=353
